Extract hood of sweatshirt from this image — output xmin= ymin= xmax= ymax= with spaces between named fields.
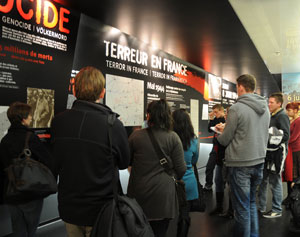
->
xmin=237 ymin=93 xmax=268 ymax=115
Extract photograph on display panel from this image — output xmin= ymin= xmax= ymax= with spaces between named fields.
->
xmin=0 ymin=106 xmax=9 ymax=141
xmin=27 ymin=88 xmax=54 ymax=128
xmin=208 ymin=74 xmax=222 ymax=100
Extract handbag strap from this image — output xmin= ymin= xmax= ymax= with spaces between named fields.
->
xmin=146 ymin=128 xmax=173 ymax=176
xmin=15 ymin=131 xmax=32 ymax=160
xmin=193 ymin=165 xmax=202 ymax=188
xmin=23 ymin=132 xmax=32 ymax=159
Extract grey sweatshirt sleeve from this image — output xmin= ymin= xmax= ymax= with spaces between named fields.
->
xmin=217 ymin=109 xmax=238 ymax=147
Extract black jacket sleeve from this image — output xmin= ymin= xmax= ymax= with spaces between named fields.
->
xmin=112 ymin=119 xmax=130 ymax=170
xmin=0 ymin=143 xmax=7 ymax=204
xmin=277 ymin=113 xmax=290 ymax=144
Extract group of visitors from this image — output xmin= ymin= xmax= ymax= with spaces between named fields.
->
xmin=205 ymin=75 xmax=300 ymax=236
xmin=0 ymin=67 xmax=299 ymax=237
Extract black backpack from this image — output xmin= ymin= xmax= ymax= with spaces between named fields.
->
xmin=91 ymin=195 xmax=154 ymax=237
xmin=290 ymin=184 xmax=300 ymax=230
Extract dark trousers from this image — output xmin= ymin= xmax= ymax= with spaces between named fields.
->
xmin=149 ymin=219 xmax=170 ymax=237
xmin=8 ymin=199 xmax=43 ymax=237
xmin=205 ymin=149 xmax=217 ymax=186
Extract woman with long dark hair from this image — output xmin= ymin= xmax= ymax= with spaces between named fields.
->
xmin=127 ymin=99 xmax=186 ymax=237
xmin=172 ymin=109 xmax=199 ymax=207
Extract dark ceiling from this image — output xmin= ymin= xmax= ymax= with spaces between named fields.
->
xmin=60 ymin=0 xmax=281 ymax=96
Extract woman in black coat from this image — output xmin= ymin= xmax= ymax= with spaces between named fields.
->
xmin=0 ymin=102 xmax=51 ymax=237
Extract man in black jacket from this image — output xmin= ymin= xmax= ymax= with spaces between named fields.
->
xmin=258 ymin=92 xmax=290 ymax=218
xmin=51 ymin=67 xmax=130 ymax=236
xmin=204 ymin=104 xmax=225 ymax=191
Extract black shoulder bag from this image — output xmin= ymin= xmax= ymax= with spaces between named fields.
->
xmin=4 ymin=132 xmax=57 ymax=203
xmin=146 ymin=128 xmax=189 ymax=237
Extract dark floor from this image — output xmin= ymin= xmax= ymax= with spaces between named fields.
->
xmin=36 ymin=188 xmax=300 ymax=237
xmin=187 ymin=191 xmax=299 ymax=237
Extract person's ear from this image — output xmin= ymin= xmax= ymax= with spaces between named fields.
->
xmin=99 ymin=88 xmax=106 ymax=99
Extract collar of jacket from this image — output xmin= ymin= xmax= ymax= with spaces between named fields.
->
xmin=72 ymin=100 xmax=120 ymax=118
xmin=8 ymin=123 xmax=31 ymax=132
xmin=271 ymin=107 xmax=283 ymax=116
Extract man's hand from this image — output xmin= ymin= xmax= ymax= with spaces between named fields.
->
xmin=215 ymin=123 xmax=225 ymax=133
xmin=291 ymin=182 xmax=295 ymax=188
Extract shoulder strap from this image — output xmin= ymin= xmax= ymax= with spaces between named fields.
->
xmin=146 ymin=128 xmax=173 ymax=175
xmin=24 ymin=132 xmax=31 ymax=148
xmin=19 ymin=131 xmax=32 ymax=159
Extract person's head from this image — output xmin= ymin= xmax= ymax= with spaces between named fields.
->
xmin=236 ymin=74 xmax=256 ymax=96
xmin=268 ymin=92 xmax=283 ymax=113
xmin=74 ymin=66 xmax=105 ymax=102
xmin=172 ymin=109 xmax=195 ymax=150
xmin=7 ymin=102 xmax=32 ymax=126
xmin=147 ymin=99 xmax=172 ymax=131
xmin=212 ymin=104 xmax=224 ymax=118
xmin=286 ymin=102 xmax=299 ymax=118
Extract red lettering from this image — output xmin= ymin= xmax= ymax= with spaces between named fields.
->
xmin=0 ymin=0 xmax=14 ymax=13
xmin=0 ymin=0 xmax=70 ymax=34
xmin=17 ymin=0 xmax=33 ymax=20
xmin=43 ymin=1 xmax=58 ymax=28
xmin=59 ymin=7 xmax=69 ymax=34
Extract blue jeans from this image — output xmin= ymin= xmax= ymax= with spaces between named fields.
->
xmin=8 ymin=199 xmax=43 ymax=237
xmin=229 ymin=163 xmax=263 ymax=237
xmin=257 ymin=169 xmax=282 ymax=213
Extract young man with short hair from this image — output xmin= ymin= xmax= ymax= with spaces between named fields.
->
xmin=204 ymin=104 xmax=225 ymax=192
xmin=216 ymin=74 xmax=270 ymax=237
xmin=258 ymin=92 xmax=290 ymax=218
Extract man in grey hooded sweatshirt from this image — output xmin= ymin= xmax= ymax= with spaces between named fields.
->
xmin=216 ymin=74 xmax=270 ymax=237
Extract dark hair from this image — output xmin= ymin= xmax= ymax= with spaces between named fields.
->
xmin=147 ymin=99 xmax=172 ymax=131
xmin=212 ymin=104 xmax=224 ymax=111
xmin=286 ymin=102 xmax=299 ymax=111
xmin=7 ymin=102 xmax=32 ymax=124
xmin=172 ymin=109 xmax=195 ymax=150
xmin=269 ymin=92 xmax=283 ymax=106
xmin=75 ymin=66 xmax=105 ymax=102
xmin=236 ymin=74 xmax=256 ymax=92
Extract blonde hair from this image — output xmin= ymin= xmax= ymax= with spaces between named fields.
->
xmin=75 ymin=66 xmax=105 ymax=102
